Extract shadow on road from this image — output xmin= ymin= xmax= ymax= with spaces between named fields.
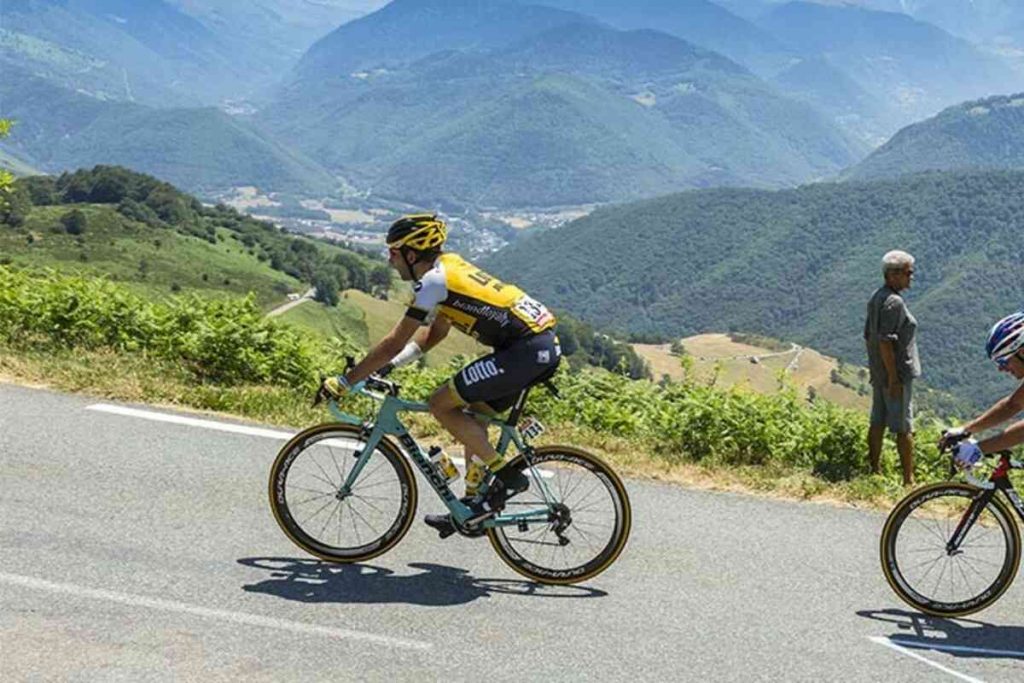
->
xmin=238 ymin=557 xmax=607 ymax=606
xmin=859 ymin=608 xmax=1024 ymax=660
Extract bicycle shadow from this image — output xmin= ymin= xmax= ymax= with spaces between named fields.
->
xmin=238 ymin=557 xmax=607 ymax=607
xmin=859 ymin=608 xmax=1024 ymax=660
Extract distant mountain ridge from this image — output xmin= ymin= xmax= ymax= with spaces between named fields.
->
xmin=0 ymin=66 xmax=337 ymax=195
xmin=288 ymin=0 xmax=592 ymax=87
xmin=757 ymin=2 xmax=1023 ymax=126
xmin=0 ymin=0 xmax=244 ymax=105
xmin=844 ymin=92 xmax=1024 ymax=180
xmin=533 ymin=0 xmax=795 ymax=76
xmin=263 ymin=4 xmax=863 ymax=208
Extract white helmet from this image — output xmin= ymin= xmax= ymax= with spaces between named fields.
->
xmin=986 ymin=312 xmax=1024 ymax=362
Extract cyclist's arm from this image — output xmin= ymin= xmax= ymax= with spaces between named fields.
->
xmin=414 ymin=315 xmax=451 ymax=352
xmin=345 ymin=315 xmax=421 ymax=385
xmin=964 ymin=381 xmax=1024 ymax=439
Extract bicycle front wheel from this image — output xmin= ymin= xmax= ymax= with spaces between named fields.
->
xmin=880 ymin=482 xmax=1021 ymax=617
xmin=488 ymin=446 xmax=631 ymax=585
xmin=269 ymin=423 xmax=417 ymax=563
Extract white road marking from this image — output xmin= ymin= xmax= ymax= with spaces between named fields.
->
xmin=0 ymin=571 xmax=431 ymax=651
xmin=87 ymin=403 xmax=294 ymax=440
xmin=86 ymin=403 xmax=553 ymax=477
xmin=868 ymin=637 xmax=986 ymax=683
xmin=888 ymin=639 xmax=1024 ymax=659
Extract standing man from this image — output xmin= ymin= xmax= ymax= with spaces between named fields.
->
xmin=864 ymin=250 xmax=921 ymax=485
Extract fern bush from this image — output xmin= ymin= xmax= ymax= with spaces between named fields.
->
xmin=0 ymin=265 xmax=946 ymax=483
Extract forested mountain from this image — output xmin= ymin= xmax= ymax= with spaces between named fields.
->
xmin=532 ymin=0 xmax=794 ymax=76
xmin=164 ymin=0 xmax=384 ymax=94
xmin=832 ymin=0 xmax=1024 ymax=46
xmin=770 ymin=55 xmax=901 ymax=146
xmin=264 ymin=9 xmax=862 ymax=209
xmin=483 ymin=169 xmax=1024 ymax=408
xmin=844 ymin=93 xmax=1024 ymax=181
xmin=285 ymin=0 xmax=591 ymax=86
xmin=0 ymin=67 xmax=336 ymax=196
xmin=0 ymin=0 xmax=248 ymax=105
xmin=756 ymin=2 xmax=1023 ymax=127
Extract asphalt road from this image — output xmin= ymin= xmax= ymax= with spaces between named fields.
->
xmin=2 ymin=383 xmax=1023 ymax=681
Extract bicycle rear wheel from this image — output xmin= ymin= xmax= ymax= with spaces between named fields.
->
xmin=880 ymin=482 xmax=1021 ymax=616
xmin=269 ymin=423 xmax=417 ymax=563
xmin=488 ymin=446 xmax=631 ymax=585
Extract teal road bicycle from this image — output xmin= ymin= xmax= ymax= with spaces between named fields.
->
xmin=269 ymin=361 xmax=632 ymax=584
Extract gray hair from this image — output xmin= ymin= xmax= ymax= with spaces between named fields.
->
xmin=882 ymin=250 xmax=915 ymax=275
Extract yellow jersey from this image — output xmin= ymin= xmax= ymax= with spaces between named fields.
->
xmin=406 ymin=253 xmax=556 ymax=348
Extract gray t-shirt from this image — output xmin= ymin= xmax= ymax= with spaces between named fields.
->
xmin=864 ymin=285 xmax=921 ymax=384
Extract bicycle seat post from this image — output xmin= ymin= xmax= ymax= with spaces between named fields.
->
xmin=505 ymin=386 xmax=532 ymax=428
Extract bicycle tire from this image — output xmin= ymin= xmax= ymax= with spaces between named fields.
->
xmin=269 ymin=423 xmax=417 ymax=563
xmin=880 ymin=482 xmax=1021 ymax=617
xmin=488 ymin=445 xmax=631 ymax=585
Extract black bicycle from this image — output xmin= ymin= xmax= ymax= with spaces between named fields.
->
xmin=880 ymin=434 xmax=1024 ymax=616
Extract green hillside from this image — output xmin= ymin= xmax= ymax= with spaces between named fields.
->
xmin=844 ymin=93 xmax=1024 ymax=181
xmin=265 ymin=19 xmax=862 ymax=208
xmin=0 ymin=0 xmax=258 ymax=104
xmin=1 ymin=203 xmax=301 ymax=307
xmin=771 ymin=54 xmax=898 ymax=146
xmin=1 ymin=67 xmax=337 ymax=196
xmin=484 ymin=169 xmax=1024 ymax=410
xmin=1 ymin=166 xmax=389 ymax=307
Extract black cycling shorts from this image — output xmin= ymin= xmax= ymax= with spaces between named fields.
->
xmin=449 ymin=330 xmax=561 ymax=412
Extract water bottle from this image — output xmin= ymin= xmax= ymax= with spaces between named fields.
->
xmin=428 ymin=446 xmax=459 ymax=484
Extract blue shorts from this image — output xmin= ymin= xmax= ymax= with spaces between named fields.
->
xmin=870 ymin=379 xmax=914 ymax=434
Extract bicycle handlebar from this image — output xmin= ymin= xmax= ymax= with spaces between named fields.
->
xmin=343 ymin=355 xmax=401 ymax=398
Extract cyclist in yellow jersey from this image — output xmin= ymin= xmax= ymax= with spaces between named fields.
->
xmin=321 ymin=214 xmax=562 ymax=535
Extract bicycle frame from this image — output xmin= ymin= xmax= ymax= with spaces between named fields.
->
xmin=948 ymin=454 xmax=1024 ymax=553
xmin=325 ymin=385 xmax=557 ymax=529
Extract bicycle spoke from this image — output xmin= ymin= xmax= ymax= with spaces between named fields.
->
xmin=318 ymin=499 xmax=342 ymax=539
xmin=911 ymin=515 xmax=952 ymax=547
xmin=300 ymin=470 xmax=338 ymax=491
xmin=289 ymin=491 xmax=338 ymax=507
xmin=297 ymin=495 xmax=338 ymax=528
xmin=308 ymin=453 xmax=338 ymax=490
xmin=349 ymin=492 xmax=388 ymax=516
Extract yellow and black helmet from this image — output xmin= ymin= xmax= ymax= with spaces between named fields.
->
xmin=386 ymin=213 xmax=447 ymax=252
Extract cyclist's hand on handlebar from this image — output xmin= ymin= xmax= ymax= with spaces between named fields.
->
xmin=939 ymin=426 xmax=970 ymax=451
xmin=320 ymin=375 xmax=352 ymax=401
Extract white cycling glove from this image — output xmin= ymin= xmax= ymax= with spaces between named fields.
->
xmin=953 ymin=439 xmax=984 ymax=470
xmin=939 ymin=426 xmax=970 ymax=450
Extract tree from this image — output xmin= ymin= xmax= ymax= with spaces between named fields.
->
xmin=313 ymin=275 xmax=339 ymax=307
xmin=369 ymin=266 xmax=392 ymax=296
xmin=61 ymin=208 xmax=88 ymax=235
xmin=1 ymin=183 xmax=31 ymax=227
xmin=0 ymin=119 xmax=14 ymax=215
